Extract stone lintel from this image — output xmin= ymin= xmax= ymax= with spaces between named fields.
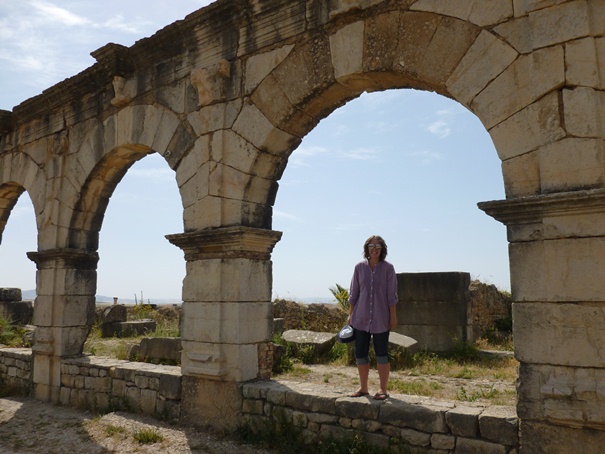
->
xmin=27 ymin=248 xmax=99 ymax=270
xmin=478 ymin=189 xmax=605 ymax=225
xmin=166 ymin=226 xmax=282 ymax=261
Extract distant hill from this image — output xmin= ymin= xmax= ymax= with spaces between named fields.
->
xmin=21 ymin=290 xmax=181 ymax=306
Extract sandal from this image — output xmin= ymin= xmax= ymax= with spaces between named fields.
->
xmin=373 ymin=392 xmax=389 ymax=400
xmin=349 ymin=391 xmax=369 ymax=398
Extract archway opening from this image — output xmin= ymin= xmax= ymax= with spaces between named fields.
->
xmin=83 ymin=152 xmax=184 ymax=358
xmin=271 ymin=88 xmax=516 ymax=404
xmin=0 ymin=191 xmax=36 ymax=297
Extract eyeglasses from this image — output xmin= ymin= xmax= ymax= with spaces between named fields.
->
xmin=367 ymin=244 xmax=382 ymax=249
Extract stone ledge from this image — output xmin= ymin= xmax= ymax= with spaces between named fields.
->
xmin=242 ymin=380 xmax=519 ymax=451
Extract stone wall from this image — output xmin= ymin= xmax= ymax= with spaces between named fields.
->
xmin=242 ymin=380 xmax=519 ymax=453
xmin=59 ymin=355 xmax=182 ymax=420
xmin=0 ymin=288 xmax=33 ymax=326
xmin=469 ymin=281 xmax=512 ymax=338
xmin=272 ymin=299 xmax=346 ymax=333
xmin=0 ymin=348 xmax=31 ymax=395
xmin=0 ymin=347 xmax=519 ymax=452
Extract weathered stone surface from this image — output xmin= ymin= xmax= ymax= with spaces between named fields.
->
xmin=445 ymin=405 xmax=482 ymax=437
xmin=514 ymin=302 xmax=605 ymax=367
xmin=379 ymin=398 xmax=451 ymax=433
xmin=411 ymin=0 xmax=513 ymax=27
xmin=447 ymin=30 xmax=518 ymax=106
xmin=282 ymin=329 xmax=336 ymax=355
xmin=479 ymin=406 xmax=519 ymax=446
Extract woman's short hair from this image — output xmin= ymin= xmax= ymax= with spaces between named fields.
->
xmin=363 ymin=235 xmax=388 ymax=261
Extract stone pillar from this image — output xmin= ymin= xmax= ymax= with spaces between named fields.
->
xmin=166 ymin=226 xmax=281 ymax=430
xmin=479 ymin=189 xmax=605 ymax=453
xmin=26 ymin=248 xmax=98 ymax=403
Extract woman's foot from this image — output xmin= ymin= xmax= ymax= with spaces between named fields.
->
xmin=373 ymin=390 xmax=389 ymax=400
xmin=349 ymin=390 xmax=369 ymax=398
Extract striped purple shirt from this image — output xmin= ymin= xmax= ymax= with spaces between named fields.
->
xmin=348 ymin=259 xmax=398 ymax=333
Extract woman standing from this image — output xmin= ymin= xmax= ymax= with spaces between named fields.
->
xmin=347 ymin=235 xmax=398 ymax=400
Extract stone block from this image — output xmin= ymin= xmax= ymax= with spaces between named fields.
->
xmin=520 ymin=420 xmax=605 ymax=454
xmin=479 ymin=406 xmax=519 ymax=446
xmin=183 ymin=258 xmax=272 ymax=303
xmin=180 ymin=376 xmax=243 ymax=430
xmin=472 ymin=46 xmax=564 ymax=129
xmin=455 ymin=437 xmax=507 ymax=454
xmin=137 ymin=337 xmax=181 ymax=364
xmin=514 ymin=301 xmax=605 ymax=367
xmin=232 ymin=102 xmax=296 ymax=156
xmin=565 ymin=37 xmax=601 ymax=88
xmin=181 ymin=341 xmax=259 ymax=382
xmin=379 ymin=399 xmax=450 ymax=433
xmin=445 ymin=405 xmax=482 ymax=437
xmin=244 ymin=45 xmax=294 ymax=95
xmin=181 ymin=301 xmax=271 ymax=344
xmin=411 ymin=0 xmax=513 ymax=27
xmin=101 ymin=320 xmax=156 ymax=338
xmin=282 ymin=329 xmax=336 ymax=356
xmin=394 ymin=12 xmax=479 ymax=89
xmin=285 ymin=387 xmax=339 ymax=415
xmin=529 ymin=1 xmax=590 ymax=50
xmin=100 ymin=304 xmax=127 ymax=323
xmin=431 ymin=433 xmax=456 ymax=450
xmin=330 ymin=21 xmax=364 ymax=82
xmin=447 ymin=30 xmax=518 ymax=107
xmin=563 ymin=87 xmax=605 ymax=138
xmin=140 ymin=388 xmax=157 ymax=415
xmin=502 ymin=151 xmax=541 ymax=197
xmin=400 ymin=427 xmax=431 ymax=446
xmin=491 ymin=92 xmax=565 ymax=161
xmin=0 ymin=288 xmax=21 ymax=301
xmin=399 ymin=325 xmax=465 ymax=352
xmin=335 ymin=397 xmax=380 ymax=420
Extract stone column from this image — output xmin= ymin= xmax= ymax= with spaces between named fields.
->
xmin=26 ymin=248 xmax=98 ymax=403
xmin=479 ymin=189 xmax=605 ymax=453
xmin=166 ymin=226 xmax=281 ymax=430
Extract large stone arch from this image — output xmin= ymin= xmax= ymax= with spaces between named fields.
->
xmin=1 ymin=0 xmax=604 ymax=451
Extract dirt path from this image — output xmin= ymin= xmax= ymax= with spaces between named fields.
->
xmin=0 ymin=397 xmax=274 ymax=454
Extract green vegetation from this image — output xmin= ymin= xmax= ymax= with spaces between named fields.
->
xmin=0 ymin=317 xmax=29 ymax=348
xmin=133 ymin=428 xmax=164 ymax=444
xmin=329 ymin=283 xmax=350 ymax=312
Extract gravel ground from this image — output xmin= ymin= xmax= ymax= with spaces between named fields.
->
xmin=0 ymin=397 xmax=275 ymax=454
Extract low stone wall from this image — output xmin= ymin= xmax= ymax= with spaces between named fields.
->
xmin=59 ymin=356 xmax=182 ymax=421
xmin=242 ymin=380 xmax=519 ymax=453
xmin=0 ymin=348 xmax=519 ymax=452
xmin=0 ymin=348 xmax=32 ymax=395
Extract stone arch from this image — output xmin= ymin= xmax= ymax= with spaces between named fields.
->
xmin=67 ymin=104 xmax=195 ymax=251
xmin=240 ymin=11 xmax=522 ymax=206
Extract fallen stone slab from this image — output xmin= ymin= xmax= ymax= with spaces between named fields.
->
xmin=130 ymin=337 xmax=182 ymax=365
xmin=101 ymin=319 xmax=156 ymax=338
xmin=282 ymin=329 xmax=336 ymax=355
xmin=389 ymin=331 xmax=418 ymax=352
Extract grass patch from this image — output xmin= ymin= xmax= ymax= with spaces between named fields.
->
xmin=104 ymin=424 xmax=127 ymax=436
xmin=0 ymin=317 xmax=29 ymax=347
xmin=133 ymin=428 xmax=164 ymax=444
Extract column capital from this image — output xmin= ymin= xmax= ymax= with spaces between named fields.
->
xmin=27 ymin=248 xmax=99 ymax=269
xmin=478 ymin=189 xmax=605 ymax=225
xmin=166 ymin=226 xmax=282 ymax=260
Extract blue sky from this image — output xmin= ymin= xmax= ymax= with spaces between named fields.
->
xmin=0 ymin=1 xmax=510 ymax=303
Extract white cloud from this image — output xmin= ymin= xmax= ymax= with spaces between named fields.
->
xmin=341 ymin=147 xmax=380 ymax=161
xmin=31 ymin=1 xmax=90 ymax=26
xmin=129 ymin=167 xmax=174 ymax=183
xmin=425 ymin=120 xmax=451 ymax=139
